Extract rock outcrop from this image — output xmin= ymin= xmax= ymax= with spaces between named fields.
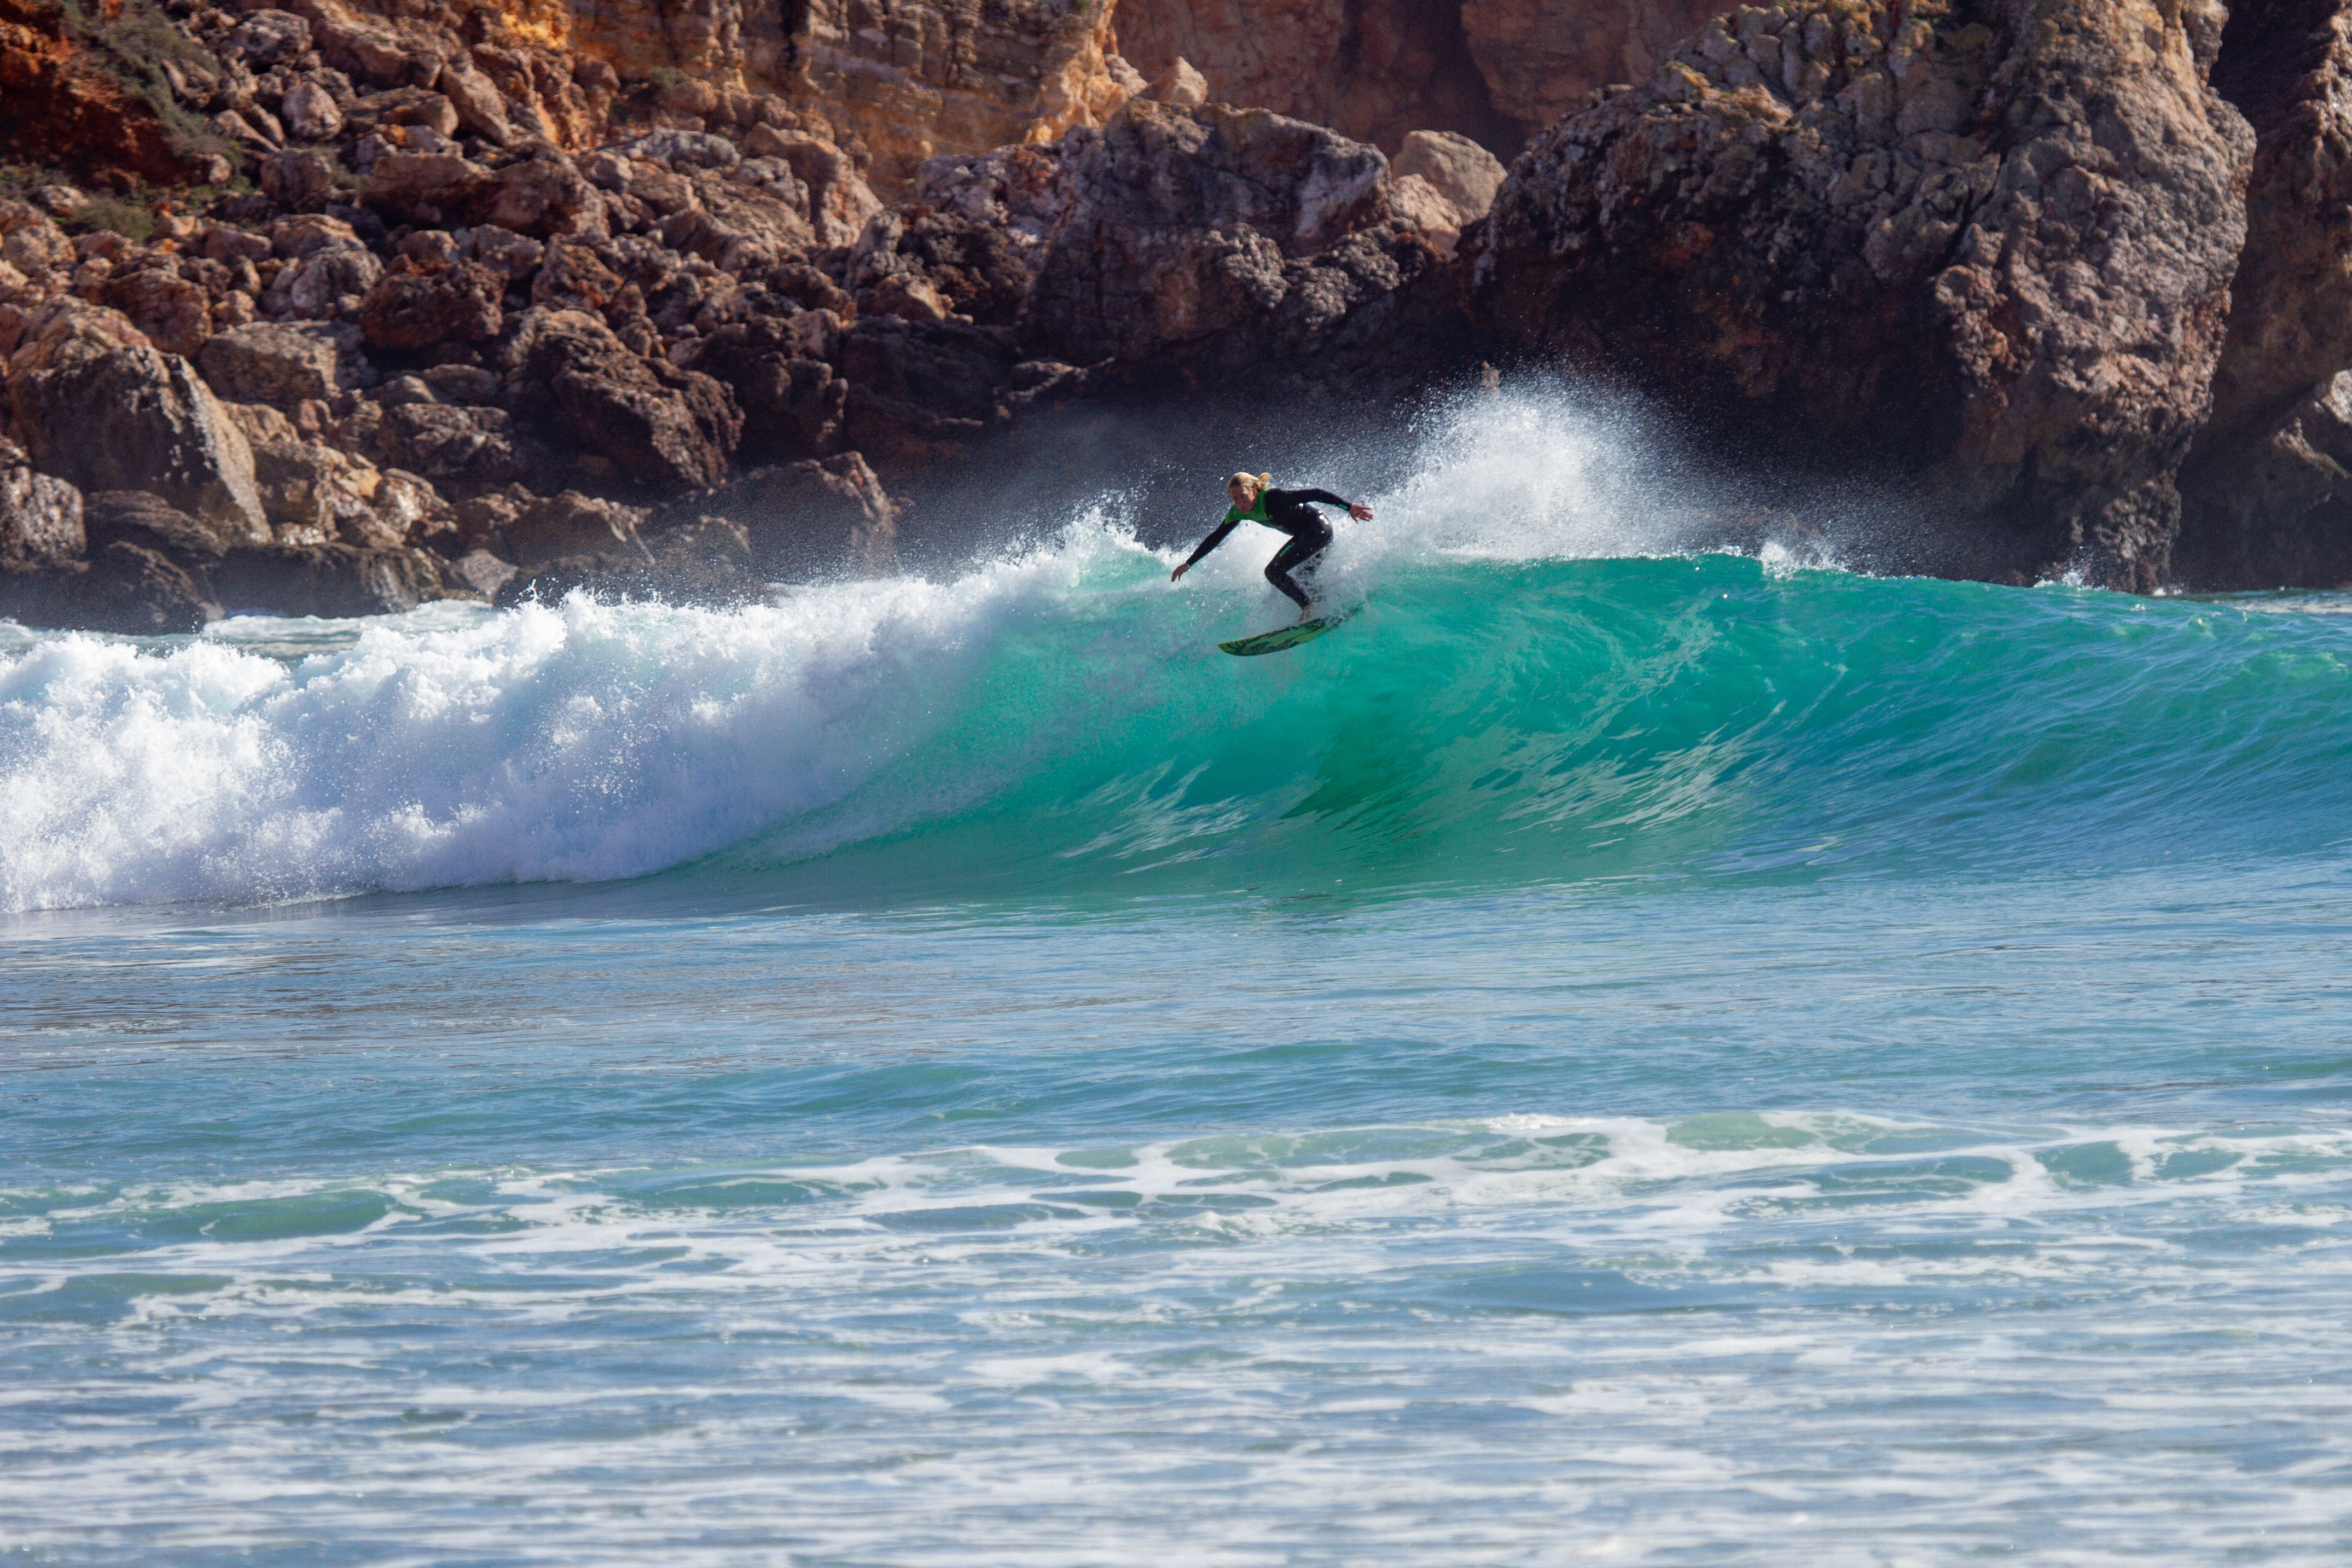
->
xmin=1461 ymin=0 xmax=1739 ymax=138
xmin=1016 ymin=100 xmax=1454 ymax=379
xmin=10 ymin=312 xmax=272 ymax=544
xmin=2176 ymin=0 xmax=2352 ymax=585
xmin=1472 ymin=0 xmax=2254 ymax=589
xmin=1112 ymin=0 xmax=1525 ymax=155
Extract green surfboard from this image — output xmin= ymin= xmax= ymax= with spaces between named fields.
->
xmin=1219 ymin=614 xmax=1346 ymax=657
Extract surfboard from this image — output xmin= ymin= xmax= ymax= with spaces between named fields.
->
xmin=1219 ymin=615 xmax=1345 ymax=657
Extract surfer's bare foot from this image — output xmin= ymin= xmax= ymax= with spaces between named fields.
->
xmin=1297 ymin=603 xmax=1319 ymax=623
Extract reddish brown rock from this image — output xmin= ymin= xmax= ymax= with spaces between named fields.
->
xmin=200 ymin=322 xmax=374 ymax=406
xmin=359 ymin=259 xmax=503 ymax=350
xmin=1020 ymin=101 xmax=1396 ymax=365
xmin=503 ymin=308 xmax=741 ymax=490
xmin=10 ymin=317 xmax=271 ymax=544
xmin=1472 ymin=0 xmax=2252 ymax=590
xmin=496 ymin=487 xmax=648 ymax=570
xmin=1114 ymin=0 xmax=1523 ymax=154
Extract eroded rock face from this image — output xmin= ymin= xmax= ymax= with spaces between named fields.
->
xmin=210 ymin=543 xmax=448 ymax=618
xmin=200 ymin=323 xmax=376 ymax=405
xmin=11 ymin=333 xmax=272 ymax=546
xmin=1020 ymin=101 xmax=1397 ymax=365
xmin=1472 ymin=0 xmax=2252 ymax=589
xmin=2175 ymin=0 xmax=2352 ymax=585
xmin=2177 ymin=372 xmax=2352 ymax=588
xmin=1114 ymin=0 xmax=1524 ymax=154
xmin=1461 ymin=0 xmax=1738 ymax=138
xmin=503 ymin=308 xmax=742 ymax=490
xmin=2198 ymin=0 xmax=2352 ymax=442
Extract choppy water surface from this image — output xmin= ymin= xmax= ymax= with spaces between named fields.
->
xmin=5 ymin=392 xmax=2351 ymax=1564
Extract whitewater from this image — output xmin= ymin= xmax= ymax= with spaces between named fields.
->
xmin=6 ymin=388 xmax=2352 ymax=1564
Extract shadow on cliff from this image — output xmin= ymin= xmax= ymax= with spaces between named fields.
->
xmin=875 ymin=364 xmax=1984 ymax=589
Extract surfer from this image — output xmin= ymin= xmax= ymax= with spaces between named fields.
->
xmin=1170 ymin=472 xmax=1374 ymax=622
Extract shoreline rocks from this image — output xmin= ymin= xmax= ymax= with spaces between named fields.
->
xmin=12 ymin=0 xmax=2352 ymax=625
xmin=1470 ymin=0 xmax=2253 ymax=591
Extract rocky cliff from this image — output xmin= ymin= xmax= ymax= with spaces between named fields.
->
xmin=11 ymin=0 xmax=2352 ymax=626
xmin=1472 ymin=0 xmax=2253 ymax=590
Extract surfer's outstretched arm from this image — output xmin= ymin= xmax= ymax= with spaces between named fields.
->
xmin=1171 ymin=515 xmax=1241 ymax=582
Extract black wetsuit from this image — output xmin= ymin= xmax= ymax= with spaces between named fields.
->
xmin=1181 ymin=488 xmax=1354 ymax=611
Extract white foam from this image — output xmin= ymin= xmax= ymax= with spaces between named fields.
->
xmin=0 ymin=529 xmax=1179 ymax=911
xmin=10 ymin=1111 xmax=2352 ymax=1564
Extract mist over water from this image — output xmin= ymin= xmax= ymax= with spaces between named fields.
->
xmin=8 ymin=385 xmax=2352 ymax=1565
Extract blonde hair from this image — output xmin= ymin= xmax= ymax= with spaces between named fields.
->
xmin=1228 ymin=471 xmax=1272 ymax=495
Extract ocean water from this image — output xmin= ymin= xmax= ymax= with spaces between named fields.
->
xmin=6 ymin=392 xmax=2352 ymax=1564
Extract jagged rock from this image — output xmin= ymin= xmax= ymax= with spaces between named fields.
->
xmin=742 ymin=125 xmax=884 ymax=246
xmin=496 ymin=487 xmax=648 ymax=570
xmin=625 ymin=130 xmax=740 ymax=171
xmin=716 ymin=453 xmax=898 ymax=579
xmin=889 ymin=211 xmax=1032 ymax=326
xmin=363 ymin=150 xmax=493 ymax=226
xmin=481 ymin=147 xmax=608 ymax=239
xmin=247 ymin=438 xmax=387 ymax=544
xmin=95 ymin=264 xmax=215 ymax=359
xmin=1389 ymin=176 xmax=1468 ymax=255
xmin=530 ymin=241 xmax=628 ymax=315
xmin=2178 ymin=371 xmax=2352 ymax=587
xmin=203 ymin=225 xmax=276 ymax=266
xmin=346 ymin=88 xmax=461 ymax=140
xmin=267 ymin=213 xmax=363 ymax=262
xmin=462 ymin=225 xmax=544 ymax=282
xmin=421 ymin=362 xmax=501 ymax=404
xmin=228 ymin=10 xmax=311 ymax=67
xmin=701 ymin=0 xmax=1133 ymax=190
xmin=5 ymin=295 xmax=148 ymax=375
xmin=840 ymin=316 xmax=1018 ymax=467
xmin=1145 ymin=57 xmax=1209 ymax=108
xmin=1021 ymin=101 xmax=1395 ymax=364
xmin=358 ymin=259 xmax=503 ymax=349
xmin=0 ymin=442 xmax=83 ymax=568
xmin=282 ymin=78 xmax=345 ymax=142
xmin=1117 ymin=0 xmax=1521 ymax=153
xmin=262 ymin=150 xmax=336 ymax=212
xmin=446 ymin=547 xmax=516 ymax=597
xmin=210 ymin=542 xmax=448 ymax=618
xmin=10 ymin=333 xmax=271 ymax=544
xmin=1393 ymin=130 xmax=1506 ymax=219
xmin=264 ymin=245 xmax=384 ymax=322
xmin=659 ymin=175 xmax=814 ymax=271
xmin=1462 ymin=0 xmax=1737 ymax=138
xmin=1471 ymin=0 xmax=2252 ymax=590
xmin=689 ymin=317 xmax=848 ymax=459
xmin=199 ymin=321 xmax=374 ymax=404
xmin=503 ymin=308 xmax=741 ymax=489
xmin=376 ymin=402 xmax=526 ymax=491
xmin=2179 ymin=0 xmax=2352 ymax=584
xmin=436 ymin=62 xmax=513 ymax=146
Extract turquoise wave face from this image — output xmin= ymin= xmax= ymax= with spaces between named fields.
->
xmin=734 ymin=550 xmax=2352 ymax=906
xmin=5 ymin=532 xmax=2352 ymax=912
